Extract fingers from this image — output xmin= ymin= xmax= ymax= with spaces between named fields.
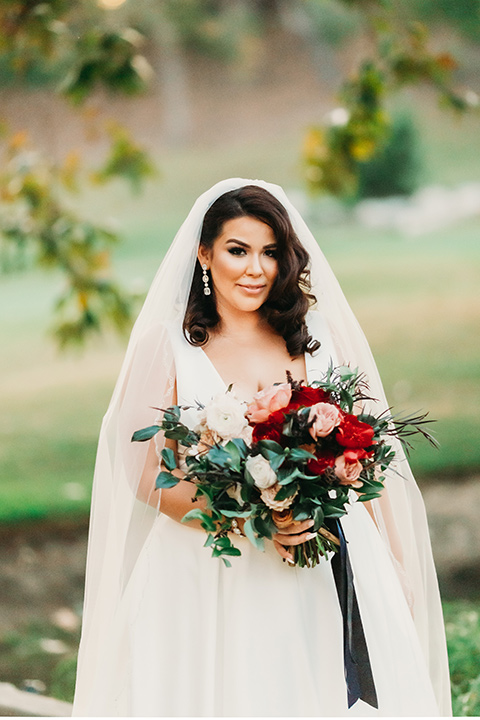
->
xmin=274 ymin=529 xmax=318 ymax=547
xmin=273 ymin=539 xmax=294 ymax=564
xmin=274 ymin=518 xmax=314 ymax=536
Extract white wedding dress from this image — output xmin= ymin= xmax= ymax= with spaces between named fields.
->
xmin=99 ymin=314 xmax=441 ymax=717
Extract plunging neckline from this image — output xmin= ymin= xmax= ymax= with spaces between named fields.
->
xmin=195 ymin=345 xmax=311 ymax=397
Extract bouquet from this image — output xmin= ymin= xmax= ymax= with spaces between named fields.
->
xmin=132 ymin=365 xmax=436 ymax=568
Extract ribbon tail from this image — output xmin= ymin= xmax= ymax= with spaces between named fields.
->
xmin=330 ymin=519 xmax=378 ymax=710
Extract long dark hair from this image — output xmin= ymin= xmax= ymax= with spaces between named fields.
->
xmin=183 ymin=185 xmax=320 ymax=357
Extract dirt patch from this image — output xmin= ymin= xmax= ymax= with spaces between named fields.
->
xmin=0 ymin=518 xmax=88 ymax=635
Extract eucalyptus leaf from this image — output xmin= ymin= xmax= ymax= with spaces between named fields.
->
xmin=204 ymin=534 xmax=215 ymax=548
xmin=182 ymin=508 xmax=217 ymax=532
xmin=155 ymin=471 xmax=179 ymax=489
xmin=274 ymin=484 xmax=298 ymax=502
xmin=131 ymin=425 xmax=160 ymax=442
xmin=258 ymin=440 xmax=283 ymax=456
xmin=161 ymin=447 xmax=177 ymax=471
xmin=221 ymin=508 xmax=251 ymax=518
xmin=313 ymin=506 xmax=325 ymax=530
xmin=163 ymin=406 xmax=181 ymax=423
xmin=219 ymin=546 xmax=242 ymax=557
xmin=288 ymin=447 xmax=316 ymax=462
xmin=244 ymin=518 xmax=265 ymax=551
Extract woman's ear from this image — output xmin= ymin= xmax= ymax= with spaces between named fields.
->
xmin=197 ymin=245 xmax=210 ymax=268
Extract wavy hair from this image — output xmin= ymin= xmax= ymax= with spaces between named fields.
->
xmin=183 ymin=185 xmax=320 ymax=357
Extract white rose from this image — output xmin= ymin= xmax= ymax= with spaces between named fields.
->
xmin=245 ymin=454 xmax=277 ymax=489
xmin=204 ymin=391 xmax=248 ymax=440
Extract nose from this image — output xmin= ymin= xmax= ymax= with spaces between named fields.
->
xmin=246 ymin=252 xmax=263 ymax=276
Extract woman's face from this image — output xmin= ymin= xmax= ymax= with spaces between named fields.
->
xmin=198 ymin=216 xmax=278 ymax=317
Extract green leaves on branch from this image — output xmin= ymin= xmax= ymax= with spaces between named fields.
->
xmin=0 ymin=3 xmax=153 ymax=102
xmin=303 ymin=4 xmax=477 ymax=198
xmin=59 ymin=28 xmax=153 ymax=105
xmin=0 ymin=125 xmax=155 ymax=347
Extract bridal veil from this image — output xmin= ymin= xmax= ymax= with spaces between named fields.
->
xmin=73 ymin=178 xmax=451 ymax=715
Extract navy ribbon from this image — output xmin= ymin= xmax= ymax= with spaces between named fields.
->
xmin=328 ymin=519 xmax=378 ymax=709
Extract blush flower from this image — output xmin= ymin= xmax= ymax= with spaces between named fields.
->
xmin=260 ymin=482 xmax=298 ymax=511
xmin=308 ymin=402 xmax=342 ymax=439
xmin=246 ymin=383 xmax=292 ymax=423
xmin=334 ymin=454 xmax=363 ymax=488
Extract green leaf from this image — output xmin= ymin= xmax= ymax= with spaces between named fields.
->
xmin=230 ymin=437 xmax=249 ymax=457
xmin=258 ymin=440 xmax=284 ymax=457
xmin=313 ymin=506 xmax=325 ymax=530
xmin=269 ymin=453 xmax=286 ymax=472
xmin=131 ymin=425 xmax=160 ymax=442
xmin=221 ymin=508 xmax=251 ymax=518
xmin=277 ymin=466 xmax=300 ymax=485
xmin=288 ymin=447 xmax=316 ymax=462
xmin=204 ymin=533 xmax=215 ymax=548
xmin=155 ymin=471 xmax=179 ymax=489
xmin=253 ymin=515 xmax=273 ymax=539
xmin=358 ymin=492 xmax=382 ymax=502
xmin=181 ymin=508 xmax=217 ymax=532
xmin=243 ymin=518 xmax=265 ymax=551
xmin=161 ymin=447 xmax=177 ymax=471
xmin=223 ymin=441 xmax=242 ymax=469
xmin=219 ymin=546 xmax=242 ymax=557
xmin=293 ymin=510 xmax=309 ymax=522
xmin=274 ymin=484 xmax=298 ymax=502
xmin=221 ymin=557 xmax=232 ymax=568
xmin=207 ymin=445 xmax=232 ymax=466
xmin=162 ymin=405 xmax=181 ymax=423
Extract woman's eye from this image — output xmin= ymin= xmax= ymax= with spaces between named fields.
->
xmin=228 ymin=247 xmax=246 ymax=256
xmin=265 ymin=249 xmax=277 ymax=258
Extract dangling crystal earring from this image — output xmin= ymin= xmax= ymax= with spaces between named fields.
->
xmin=202 ymin=263 xmax=211 ymax=296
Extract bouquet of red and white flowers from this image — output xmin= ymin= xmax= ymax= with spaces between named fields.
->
xmin=132 ymin=365 xmax=436 ymax=568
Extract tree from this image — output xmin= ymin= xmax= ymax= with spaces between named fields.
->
xmin=301 ymin=0 xmax=478 ymax=198
xmin=0 ymin=0 xmax=478 ymax=343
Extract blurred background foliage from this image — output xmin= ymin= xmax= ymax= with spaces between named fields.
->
xmin=0 ymin=0 xmax=479 ymax=712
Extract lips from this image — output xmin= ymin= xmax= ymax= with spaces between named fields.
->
xmin=237 ymin=284 xmax=266 ymax=291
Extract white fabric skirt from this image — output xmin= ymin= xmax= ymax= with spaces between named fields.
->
xmin=104 ymin=498 xmax=441 ymax=716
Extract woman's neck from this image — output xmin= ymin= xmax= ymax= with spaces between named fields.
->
xmin=214 ymin=307 xmax=272 ymax=343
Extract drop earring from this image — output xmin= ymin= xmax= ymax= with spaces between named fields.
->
xmin=202 ymin=264 xmax=211 ymax=296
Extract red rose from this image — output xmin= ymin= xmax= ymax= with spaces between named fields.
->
xmin=252 ymin=422 xmax=283 ymax=444
xmin=290 ymin=386 xmax=330 ymax=409
xmin=343 ymin=447 xmax=374 ymax=463
xmin=306 ymin=451 xmax=336 ymax=476
xmin=336 ymin=415 xmax=374 ymax=449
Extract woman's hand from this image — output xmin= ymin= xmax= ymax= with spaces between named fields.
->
xmin=272 ymin=519 xmax=317 ymax=564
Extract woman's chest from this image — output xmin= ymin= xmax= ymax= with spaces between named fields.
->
xmin=200 ymin=345 xmax=307 ymax=403
xmin=171 ymin=320 xmax=338 ymax=411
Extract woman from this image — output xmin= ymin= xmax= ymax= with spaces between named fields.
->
xmin=73 ymin=178 xmax=451 ymax=716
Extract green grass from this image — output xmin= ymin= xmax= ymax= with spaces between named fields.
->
xmin=1 ymin=94 xmax=479 ymax=521
xmin=444 ymin=601 xmax=480 ymax=716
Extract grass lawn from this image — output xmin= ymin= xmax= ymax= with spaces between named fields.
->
xmin=0 ymin=95 xmax=479 ymax=522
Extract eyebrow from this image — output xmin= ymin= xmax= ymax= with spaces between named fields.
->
xmin=225 ymin=238 xmax=277 ymax=249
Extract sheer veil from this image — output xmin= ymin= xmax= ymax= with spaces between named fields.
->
xmin=73 ymin=178 xmax=451 ymax=715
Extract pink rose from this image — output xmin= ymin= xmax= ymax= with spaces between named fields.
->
xmin=334 ymin=454 xmax=363 ymax=488
xmin=308 ymin=402 xmax=342 ymax=439
xmin=246 ymin=383 xmax=292 ymax=423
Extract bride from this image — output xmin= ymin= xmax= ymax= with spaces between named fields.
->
xmin=73 ymin=178 xmax=451 ymax=716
